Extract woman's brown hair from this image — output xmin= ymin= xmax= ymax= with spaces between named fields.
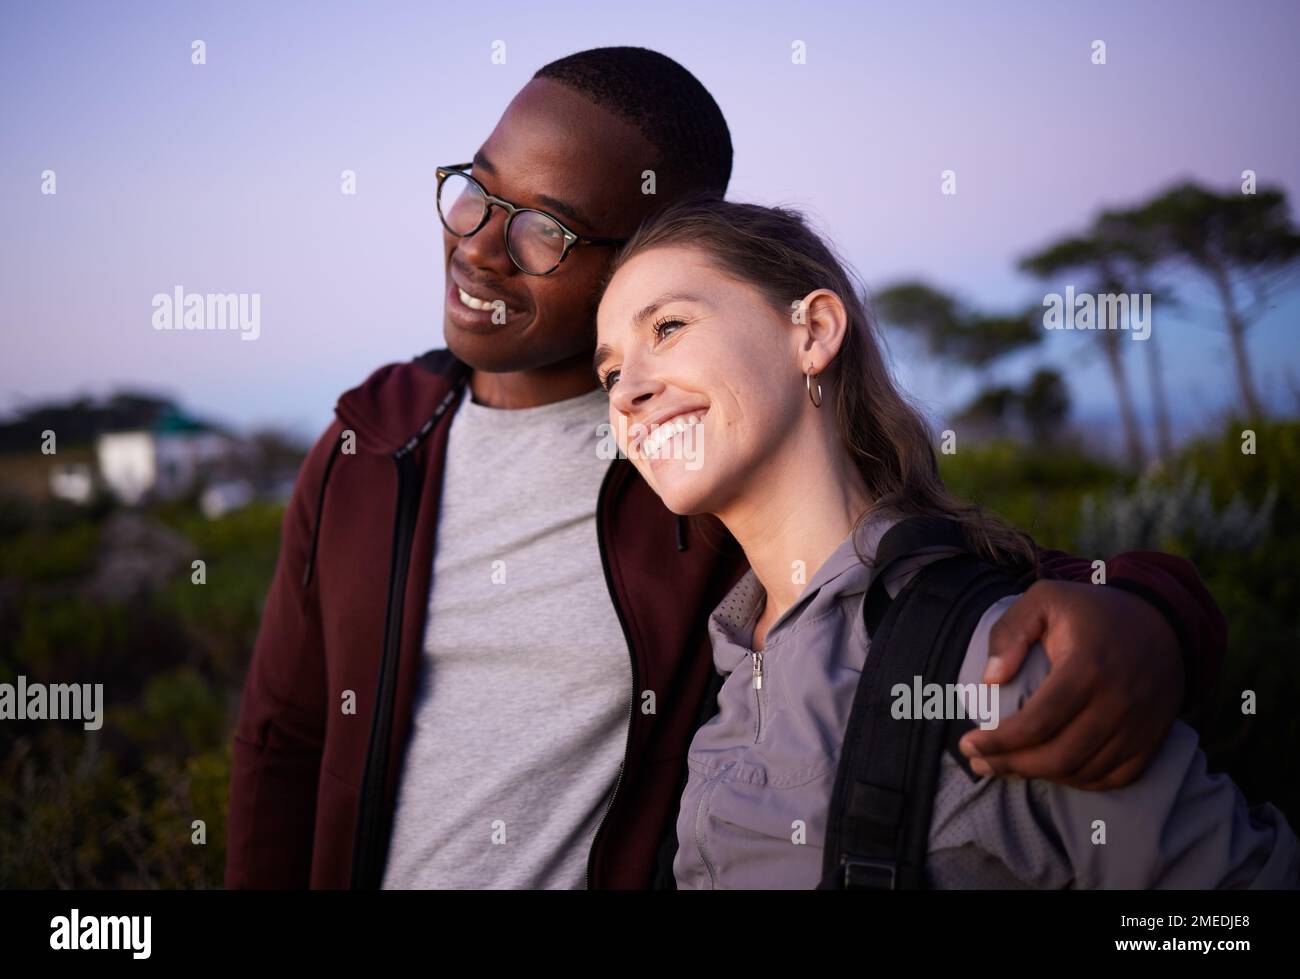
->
xmin=601 ymin=194 xmax=1037 ymax=571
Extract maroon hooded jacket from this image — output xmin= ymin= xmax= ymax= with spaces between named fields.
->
xmin=225 ymin=348 xmax=1226 ymax=889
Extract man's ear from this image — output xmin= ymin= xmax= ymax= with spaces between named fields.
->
xmin=793 ymin=288 xmax=850 ymax=373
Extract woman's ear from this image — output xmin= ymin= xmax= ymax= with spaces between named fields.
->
xmin=793 ymin=288 xmax=850 ymax=373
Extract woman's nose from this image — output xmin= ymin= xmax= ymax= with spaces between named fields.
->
xmin=609 ymin=363 xmax=662 ymax=417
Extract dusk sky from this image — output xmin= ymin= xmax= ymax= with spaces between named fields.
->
xmin=3 ymin=0 xmax=1298 ymax=446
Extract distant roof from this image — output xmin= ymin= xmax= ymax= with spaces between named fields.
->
xmin=153 ymin=408 xmax=214 ymax=434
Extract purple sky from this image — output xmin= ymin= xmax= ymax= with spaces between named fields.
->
xmin=3 ymin=0 xmax=1298 ymax=446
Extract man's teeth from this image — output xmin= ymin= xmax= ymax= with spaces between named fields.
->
xmin=458 ymin=286 xmax=515 ymax=314
xmin=640 ymin=414 xmax=703 ymax=454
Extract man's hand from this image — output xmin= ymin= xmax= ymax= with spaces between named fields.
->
xmin=958 ymin=579 xmax=1183 ymax=790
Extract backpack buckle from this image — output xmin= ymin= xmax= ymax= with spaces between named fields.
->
xmin=841 ymin=855 xmax=897 ymax=890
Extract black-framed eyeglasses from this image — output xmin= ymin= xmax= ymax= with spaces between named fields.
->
xmin=436 ymin=163 xmax=628 ymax=276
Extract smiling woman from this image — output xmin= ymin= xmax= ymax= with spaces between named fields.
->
xmin=591 ymin=194 xmax=1299 ymax=890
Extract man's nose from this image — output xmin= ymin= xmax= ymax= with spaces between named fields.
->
xmin=451 ymin=206 xmax=513 ymax=274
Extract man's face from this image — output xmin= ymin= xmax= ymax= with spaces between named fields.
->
xmin=442 ymin=77 xmax=662 ymax=375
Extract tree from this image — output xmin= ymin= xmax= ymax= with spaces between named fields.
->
xmin=1129 ymin=182 xmax=1300 ymax=419
xmin=873 ymin=281 xmax=1039 ymax=383
xmin=871 ymin=281 xmax=964 ymax=356
xmin=952 ymin=368 xmax=1070 ymax=445
xmin=1021 ymin=368 xmax=1071 ymax=444
xmin=875 ymin=281 xmax=1053 ymax=443
xmin=1094 ymin=207 xmax=1176 ymax=460
xmin=1019 ymin=235 xmax=1149 ymax=469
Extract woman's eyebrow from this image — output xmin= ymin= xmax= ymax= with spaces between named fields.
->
xmin=633 ymin=291 xmax=706 ymax=326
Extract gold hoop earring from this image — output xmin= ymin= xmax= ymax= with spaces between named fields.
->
xmin=805 ymin=368 xmax=823 ymax=408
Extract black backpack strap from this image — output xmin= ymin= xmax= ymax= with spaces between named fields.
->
xmin=872 ymin=515 xmax=970 ymax=569
xmin=860 ymin=515 xmax=969 ymax=636
xmin=818 ymin=519 xmax=1023 ymax=890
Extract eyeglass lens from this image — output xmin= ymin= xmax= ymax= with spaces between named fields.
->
xmin=438 ymin=171 xmax=568 ymax=274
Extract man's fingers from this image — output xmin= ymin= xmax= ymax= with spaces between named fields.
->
xmin=984 ymin=588 xmax=1051 ymax=684
xmin=1061 ymin=727 xmax=1135 ymax=788
xmin=1078 ymin=752 xmax=1150 ymax=792
xmin=1072 ymin=723 xmax=1163 ymax=789
xmin=966 ymin=702 xmax=1112 ymax=782
xmin=960 ymin=664 xmax=1092 ymax=759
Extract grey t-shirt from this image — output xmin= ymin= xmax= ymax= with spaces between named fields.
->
xmin=380 ymin=385 xmax=631 ymax=889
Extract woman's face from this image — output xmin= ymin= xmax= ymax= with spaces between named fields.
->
xmin=595 ymin=244 xmax=811 ymax=515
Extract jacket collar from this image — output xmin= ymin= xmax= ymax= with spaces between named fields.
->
xmin=708 ymin=511 xmax=904 ymax=655
xmin=333 ymin=348 xmax=470 ymax=456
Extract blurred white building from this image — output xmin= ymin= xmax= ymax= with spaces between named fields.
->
xmin=96 ymin=412 xmax=235 ymax=505
xmin=49 ymin=462 xmax=95 ymax=504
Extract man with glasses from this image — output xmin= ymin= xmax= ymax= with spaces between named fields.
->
xmin=437 ymin=162 xmax=629 ymax=277
xmin=226 ymin=46 xmax=1226 ymax=890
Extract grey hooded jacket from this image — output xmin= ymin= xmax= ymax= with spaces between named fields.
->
xmin=672 ymin=513 xmax=1299 ymax=889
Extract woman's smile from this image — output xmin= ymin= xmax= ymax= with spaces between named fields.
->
xmin=629 ymin=407 xmax=709 ymax=459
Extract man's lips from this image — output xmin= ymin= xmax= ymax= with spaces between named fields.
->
xmin=448 ymin=265 xmax=528 ymax=315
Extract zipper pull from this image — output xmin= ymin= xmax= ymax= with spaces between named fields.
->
xmin=752 ymin=650 xmax=763 ymax=690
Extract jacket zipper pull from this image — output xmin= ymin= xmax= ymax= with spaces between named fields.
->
xmin=752 ymin=650 xmax=763 ymax=690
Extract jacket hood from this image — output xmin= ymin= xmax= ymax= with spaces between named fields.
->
xmin=334 ymin=349 xmax=469 ymax=456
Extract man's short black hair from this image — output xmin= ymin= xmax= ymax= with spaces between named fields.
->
xmin=533 ymin=46 xmax=733 ymax=196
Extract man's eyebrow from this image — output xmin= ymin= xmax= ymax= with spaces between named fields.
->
xmin=537 ymin=193 xmax=596 ymax=231
xmin=471 ymin=149 xmax=595 ymax=231
xmin=592 ymin=292 xmax=706 ymax=377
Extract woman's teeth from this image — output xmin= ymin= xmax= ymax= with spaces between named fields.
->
xmin=458 ymin=286 xmax=516 ymax=314
xmin=640 ymin=414 xmax=703 ymax=455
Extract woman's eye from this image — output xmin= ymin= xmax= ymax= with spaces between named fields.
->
xmin=600 ymin=368 xmax=620 ymax=392
xmin=652 ymin=317 xmax=685 ymax=341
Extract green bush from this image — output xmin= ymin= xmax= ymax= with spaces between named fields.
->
xmin=3 ymin=420 xmax=1298 ymax=887
xmin=0 ymin=521 xmax=100 ymax=582
xmin=0 ymin=501 xmax=284 ymax=888
xmin=944 ymin=423 xmax=1300 ymax=822
xmin=939 ymin=439 xmax=1119 ymax=547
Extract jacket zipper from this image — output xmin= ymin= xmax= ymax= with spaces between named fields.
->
xmin=350 ymin=450 xmax=420 ymax=889
xmin=752 ymin=650 xmax=764 ymax=742
xmin=585 ymin=459 xmax=638 ymax=890
xmin=349 ymin=379 xmax=464 ymax=890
